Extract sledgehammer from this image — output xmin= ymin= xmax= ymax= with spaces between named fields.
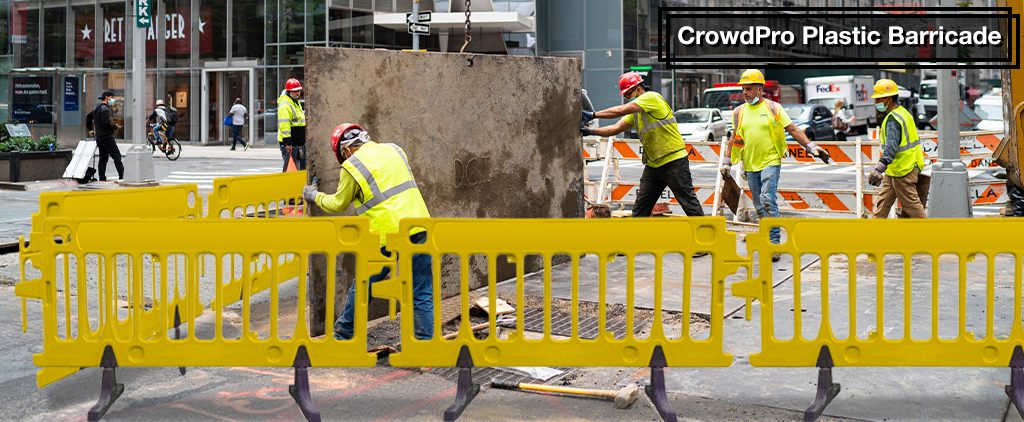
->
xmin=490 ymin=380 xmax=641 ymax=409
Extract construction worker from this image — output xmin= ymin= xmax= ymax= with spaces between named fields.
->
xmin=580 ymin=72 xmax=705 ymax=217
xmin=720 ymin=70 xmax=830 ymax=258
xmin=278 ymin=78 xmax=306 ymax=171
xmin=302 ymin=124 xmax=434 ymax=340
xmin=868 ymin=79 xmax=927 ymax=218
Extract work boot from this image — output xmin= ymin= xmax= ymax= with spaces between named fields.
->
xmin=771 ymin=253 xmax=781 ymax=262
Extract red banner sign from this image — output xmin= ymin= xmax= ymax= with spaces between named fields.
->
xmin=75 ymin=6 xmax=212 ymax=59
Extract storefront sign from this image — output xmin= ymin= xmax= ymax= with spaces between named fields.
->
xmin=75 ymin=6 xmax=212 ymax=59
xmin=11 ymin=76 xmax=54 ymax=125
xmin=64 ymin=77 xmax=80 ymax=112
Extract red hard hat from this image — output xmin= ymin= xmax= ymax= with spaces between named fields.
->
xmin=285 ymin=78 xmax=303 ymax=91
xmin=618 ymin=72 xmax=643 ymax=96
xmin=331 ymin=123 xmax=364 ymax=164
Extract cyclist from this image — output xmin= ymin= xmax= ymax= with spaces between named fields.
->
xmin=147 ymin=100 xmax=171 ymax=145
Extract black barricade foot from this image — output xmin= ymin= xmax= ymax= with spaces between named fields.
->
xmin=87 ymin=346 xmax=124 ymax=421
xmin=1006 ymin=345 xmax=1024 ymax=419
xmin=288 ymin=345 xmax=321 ymax=422
xmin=173 ymin=306 xmax=186 ymax=376
xmin=804 ymin=345 xmax=841 ymax=421
xmin=644 ymin=345 xmax=678 ymax=422
xmin=444 ymin=345 xmax=480 ymax=421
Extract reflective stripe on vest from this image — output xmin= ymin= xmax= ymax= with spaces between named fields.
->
xmin=635 ymin=108 xmax=678 ymax=135
xmin=348 ymin=144 xmax=418 ymax=215
xmin=889 ymin=111 xmax=921 ymax=153
xmin=881 ymin=106 xmax=925 ymax=178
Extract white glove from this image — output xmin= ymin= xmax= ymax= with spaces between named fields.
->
xmin=302 ymin=185 xmax=319 ymax=203
xmin=719 ymin=163 xmax=731 ymax=177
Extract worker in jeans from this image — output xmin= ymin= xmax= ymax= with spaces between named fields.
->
xmin=581 ymin=71 xmax=705 ymax=217
xmin=868 ymin=79 xmax=927 ymax=219
xmin=302 ymin=123 xmax=434 ymax=340
xmin=720 ymin=70 xmax=830 ymax=260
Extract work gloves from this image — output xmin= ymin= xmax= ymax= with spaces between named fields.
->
xmin=868 ymin=169 xmax=884 ymax=187
xmin=580 ymin=120 xmax=595 ymax=136
xmin=302 ymin=184 xmax=319 ymax=204
xmin=719 ymin=163 xmax=731 ymax=177
xmin=582 ymin=110 xmax=594 ymax=126
xmin=805 ymin=142 xmax=831 ymax=164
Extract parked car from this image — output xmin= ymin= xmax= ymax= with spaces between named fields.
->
xmin=783 ymin=104 xmax=834 ymax=143
xmin=675 ymin=108 xmax=728 ymax=143
xmin=973 ymin=95 xmax=1004 ymax=132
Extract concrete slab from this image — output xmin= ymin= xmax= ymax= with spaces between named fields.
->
xmin=623 ymin=253 xmax=1022 ymax=421
xmin=303 ymin=48 xmax=586 ymax=335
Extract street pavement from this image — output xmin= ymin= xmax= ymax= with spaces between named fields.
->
xmin=0 ymin=144 xmax=1020 ymax=421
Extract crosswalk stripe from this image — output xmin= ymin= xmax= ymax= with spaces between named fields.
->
xmin=159 ymin=167 xmax=280 ymax=187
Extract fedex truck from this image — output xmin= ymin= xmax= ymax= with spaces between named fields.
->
xmin=803 ymin=75 xmax=875 ymax=133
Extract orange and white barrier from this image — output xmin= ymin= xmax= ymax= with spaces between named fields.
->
xmin=581 ymin=137 xmax=879 ymax=165
xmin=969 ymin=180 xmax=1008 ymax=206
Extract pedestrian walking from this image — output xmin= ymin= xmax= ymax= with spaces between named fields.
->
xmin=229 ymin=98 xmax=249 ymax=151
xmin=720 ymin=70 xmax=830 ymax=260
xmin=868 ymin=79 xmax=927 ymax=219
xmin=580 ymin=71 xmax=705 ymax=217
xmin=832 ymin=99 xmax=856 ymax=142
xmin=86 ymin=90 xmax=124 ymax=181
xmin=303 ymin=124 xmax=434 ymax=341
xmin=278 ymin=79 xmax=306 ymax=171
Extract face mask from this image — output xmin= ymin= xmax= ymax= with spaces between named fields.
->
xmin=107 ymin=99 xmax=115 ymax=106
xmin=746 ymin=96 xmax=760 ymax=105
xmin=874 ymin=101 xmax=888 ymax=113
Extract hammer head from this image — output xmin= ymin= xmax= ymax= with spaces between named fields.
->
xmin=614 ymin=384 xmax=640 ymax=409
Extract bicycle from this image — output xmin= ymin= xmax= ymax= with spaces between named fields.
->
xmin=147 ymin=123 xmax=181 ymax=161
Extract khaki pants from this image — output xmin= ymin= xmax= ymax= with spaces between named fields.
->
xmin=873 ymin=168 xmax=927 ymax=218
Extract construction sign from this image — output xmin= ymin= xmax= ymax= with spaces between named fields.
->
xmin=969 ymin=181 xmax=1007 ymax=205
xmin=585 ymin=181 xmax=872 ymax=214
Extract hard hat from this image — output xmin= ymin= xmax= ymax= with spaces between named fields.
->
xmin=871 ymin=79 xmax=900 ymax=99
xmin=331 ymin=123 xmax=370 ymax=164
xmin=285 ymin=78 xmax=303 ymax=91
xmin=738 ymin=69 xmax=765 ymax=85
xmin=619 ymin=72 xmax=643 ymax=96
xmin=155 ymin=99 xmax=164 ymax=106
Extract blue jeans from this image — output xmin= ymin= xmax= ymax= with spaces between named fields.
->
xmin=279 ymin=143 xmax=306 ymax=171
xmin=745 ymin=165 xmax=781 ymax=244
xmin=231 ymin=124 xmax=247 ymax=149
xmin=334 ymin=233 xmax=434 ymax=340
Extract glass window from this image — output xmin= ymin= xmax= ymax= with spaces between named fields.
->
xmin=233 ymin=0 xmax=265 ymax=60
xmin=583 ymin=0 xmax=618 ymax=49
xmin=159 ymin=71 xmax=194 ymax=142
xmin=280 ymin=0 xmax=304 ymax=43
xmin=351 ymin=10 xmax=372 ymax=45
xmin=101 ymin=2 xmax=126 ymax=70
xmin=0 ymin=3 xmax=9 ymax=56
xmin=200 ymin=0 xmax=226 ymax=62
xmin=282 ymin=43 xmax=304 ymax=65
xmin=20 ymin=5 xmax=40 ymax=68
xmin=265 ymin=0 xmax=277 ymax=44
xmin=43 ymin=7 xmax=66 ymax=67
xmin=266 ymin=45 xmax=278 ymax=66
xmin=637 ymin=0 xmax=649 ymax=52
xmin=329 ymin=8 xmax=351 ymax=43
xmin=73 ymin=4 xmax=96 ymax=69
xmin=623 ymin=0 xmax=637 ymax=51
xmin=306 ymin=0 xmax=326 ymax=42
xmin=546 ymin=0 xmax=583 ymax=51
xmin=163 ymin=0 xmax=192 ymax=68
xmin=374 ymin=25 xmax=394 ymax=49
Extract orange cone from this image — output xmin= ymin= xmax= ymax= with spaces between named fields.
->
xmin=282 ymin=155 xmax=303 ymax=216
xmin=286 ymin=155 xmax=298 ymax=172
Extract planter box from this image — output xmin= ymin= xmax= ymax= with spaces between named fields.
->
xmin=0 ymin=150 xmax=74 ymax=182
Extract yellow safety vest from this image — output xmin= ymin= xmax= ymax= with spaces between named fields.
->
xmin=731 ymin=99 xmax=788 ymax=163
xmin=341 ymin=141 xmax=430 ymax=246
xmin=631 ymin=92 xmax=686 ymax=165
xmin=277 ymin=93 xmax=306 ymax=144
xmin=880 ymin=106 xmax=925 ymax=178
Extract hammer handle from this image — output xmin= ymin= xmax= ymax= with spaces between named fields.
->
xmin=492 ymin=381 xmax=617 ymax=399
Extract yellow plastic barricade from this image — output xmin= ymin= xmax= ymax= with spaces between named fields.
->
xmin=731 ymin=218 xmax=1024 ymax=421
xmin=19 ymin=185 xmax=203 ymax=386
xmin=375 ymin=217 xmax=746 ymax=421
xmin=15 ymin=216 xmax=386 ymax=421
xmin=205 ymin=171 xmax=307 ymax=314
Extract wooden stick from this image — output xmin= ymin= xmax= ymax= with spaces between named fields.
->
xmin=442 ymin=322 xmax=490 ymax=340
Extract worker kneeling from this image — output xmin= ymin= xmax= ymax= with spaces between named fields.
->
xmin=303 ymin=124 xmax=434 ymax=340
xmin=581 ymin=72 xmax=705 ymax=217
xmin=867 ymin=79 xmax=927 ymax=219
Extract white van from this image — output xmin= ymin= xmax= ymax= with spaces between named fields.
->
xmin=803 ymin=75 xmax=875 ymax=134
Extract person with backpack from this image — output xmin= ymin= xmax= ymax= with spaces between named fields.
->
xmin=148 ymin=99 xmax=171 ymax=144
xmin=86 ymin=90 xmax=124 ymax=181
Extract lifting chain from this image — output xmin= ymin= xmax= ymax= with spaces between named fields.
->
xmin=459 ymin=0 xmax=472 ymax=53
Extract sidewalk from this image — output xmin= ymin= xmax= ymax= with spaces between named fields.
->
xmin=115 ymin=141 xmax=282 ymax=160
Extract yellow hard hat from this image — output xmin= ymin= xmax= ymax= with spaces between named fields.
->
xmin=871 ymin=79 xmax=900 ymax=99
xmin=738 ymin=69 xmax=765 ymax=85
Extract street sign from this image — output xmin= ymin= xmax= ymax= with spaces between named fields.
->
xmin=136 ymin=0 xmax=152 ymax=28
xmin=407 ymin=22 xmax=430 ymax=35
xmin=406 ymin=11 xmax=432 ymax=24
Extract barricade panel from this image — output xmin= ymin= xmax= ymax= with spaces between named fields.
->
xmin=25 ymin=217 xmax=383 ymax=370
xmin=207 ymin=170 xmax=307 ymax=219
xmin=376 ymin=218 xmax=745 ymax=368
xmin=732 ymin=218 xmax=1024 ymax=368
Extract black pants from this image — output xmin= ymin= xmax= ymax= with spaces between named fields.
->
xmin=96 ymin=138 xmax=124 ymax=180
xmin=1010 ymin=183 xmax=1024 ymax=217
xmin=633 ymin=157 xmax=705 ymax=217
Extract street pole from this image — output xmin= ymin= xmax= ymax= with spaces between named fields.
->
xmin=927 ymin=0 xmax=971 ymax=217
xmin=124 ymin=0 xmax=155 ymax=184
xmin=412 ymin=0 xmax=419 ymax=51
